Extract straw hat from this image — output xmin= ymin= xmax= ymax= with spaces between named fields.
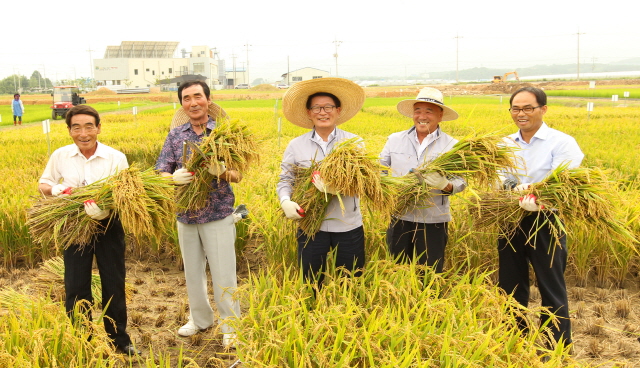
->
xmin=169 ymin=102 xmax=228 ymax=130
xmin=282 ymin=77 xmax=365 ymax=129
xmin=396 ymin=87 xmax=458 ymax=121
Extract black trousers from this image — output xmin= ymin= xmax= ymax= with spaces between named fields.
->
xmin=387 ymin=220 xmax=448 ymax=273
xmin=498 ymin=214 xmax=572 ymax=345
xmin=297 ymin=226 xmax=365 ymax=287
xmin=64 ymin=217 xmax=131 ymax=349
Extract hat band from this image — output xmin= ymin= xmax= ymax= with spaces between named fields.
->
xmin=417 ymin=97 xmax=444 ymax=105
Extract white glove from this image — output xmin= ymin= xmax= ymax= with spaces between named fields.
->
xmin=422 ymin=172 xmax=450 ymax=190
xmin=172 ymin=168 xmax=194 ymax=185
xmin=232 ymin=213 xmax=243 ymax=223
xmin=514 ymin=183 xmax=532 ymax=192
xmin=51 ymin=184 xmax=73 ymax=197
xmin=281 ymin=199 xmax=303 ymax=220
xmin=312 ymin=172 xmax=337 ymax=195
xmin=84 ymin=200 xmax=111 ymax=220
xmin=208 ymin=162 xmax=227 ymax=177
xmin=519 ymin=194 xmax=543 ymax=212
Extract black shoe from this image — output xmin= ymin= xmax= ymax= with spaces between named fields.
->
xmin=118 ymin=344 xmax=141 ymax=356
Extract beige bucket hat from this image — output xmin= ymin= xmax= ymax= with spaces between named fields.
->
xmin=397 ymin=87 xmax=459 ymax=121
xmin=282 ymin=77 xmax=365 ymax=129
xmin=169 ymin=102 xmax=228 ymax=130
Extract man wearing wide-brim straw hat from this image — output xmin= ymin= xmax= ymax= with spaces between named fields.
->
xmin=380 ymin=87 xmax=467 ymax=272
xmin=155 ymin=80 xmax=241 ymax=348
xmin=276 ymin=77 xmax=366 ymax=288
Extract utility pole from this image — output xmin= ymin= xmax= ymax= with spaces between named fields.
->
xmin=244 ymin=42 xmax=251 ymax=86
xmin=42 ymin=65 xmax=47 ymax=89
xmin=454 ymin=33 xmax=463 ymax=83
xmin=576 ymin=30 xmax=585 ymax=81
xmin=87 ymin=46 xmax=95 ymax=89
xmin=333 ymin=38 xmax=342 ymax=77
xmin=231 ymin=53 xmax=237 ymax=88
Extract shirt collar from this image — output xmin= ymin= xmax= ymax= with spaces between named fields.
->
xmin=70 ymin=142 xmax=106 ymax=159
xmin=407 ymin=126 xmax=441 ymax=139
xmin=515 ymin=122 xmax=549 ymax=143
xmin=180 ymin=117 xmax=216 ymax=133
xmin=311 ymin=127 xmax=337 ymax=142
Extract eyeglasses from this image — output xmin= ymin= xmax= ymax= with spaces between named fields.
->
xmin=509 ymin=106 xmax=542 ymax=114
xmin=310 ymin=105 xmax=336 ymax=113
xmin=70 ymin=125 xmax=98 ymax=133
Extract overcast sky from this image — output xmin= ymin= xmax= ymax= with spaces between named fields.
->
xmin=3 ymin=0 xmax=638 ymax=83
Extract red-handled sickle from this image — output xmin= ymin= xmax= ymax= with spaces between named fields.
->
xmin=297 ymin=208 xmax=306 ymax=217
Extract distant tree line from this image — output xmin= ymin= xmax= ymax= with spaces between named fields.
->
xmin=0 ymin=70 xmax=55 ymax=94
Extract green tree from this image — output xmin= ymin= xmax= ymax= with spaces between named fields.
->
xmin=0 ymin=74 xmax=28 ymax=94
xmin=29 ymin=70 xmax=43 ymax=89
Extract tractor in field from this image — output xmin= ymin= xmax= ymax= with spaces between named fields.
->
xmin=51 ymin=86 xmax=85 ymax=120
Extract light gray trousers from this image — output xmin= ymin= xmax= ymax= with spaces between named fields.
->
xmin=177 ymin=215 xmax=240 ymax=333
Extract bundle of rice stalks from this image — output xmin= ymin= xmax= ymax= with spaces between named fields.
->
xmin=27 ymin=166 xmax=175 ymax=250
xmin=385 ymin=133 xmax=518 ymax=218
xmin=176 ymin=119 xmax=259 ymax=211
xmin=111 ymin=166 xmax=176 ymax=243
xmin=416 ymin=133 xmax=518 ymax=188
xmin=316 ymin=137 xmax=391 ymax=209
xmin=291 ymin=163 xmax=331 ymax=238
xmin=291 ymin=138 xmax=392 ymax=237
xmin=471 ymin=165 xmax=638 ymax=248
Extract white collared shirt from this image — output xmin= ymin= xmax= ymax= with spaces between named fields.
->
xmin=39 ymin=142 xmax=129 ymax=188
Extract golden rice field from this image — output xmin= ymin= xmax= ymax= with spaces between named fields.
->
xmin=0 ymin=88 xmax=639 ymax=367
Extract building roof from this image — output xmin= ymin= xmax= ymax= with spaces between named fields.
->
xmin=103 ymin=41 xmax=179 ymax=59
xmin=158 ymin=74 xmax=207 ymax=85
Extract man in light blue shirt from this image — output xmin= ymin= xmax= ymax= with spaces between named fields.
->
xmin=500 ymin=87 xmax=583 ymax=348
xmin=380 ymin=87 xmax=466 ymax=272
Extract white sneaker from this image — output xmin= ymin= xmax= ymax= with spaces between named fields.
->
xmin=222 ymin=333 xmax=237 ymax=348
xmin=178 ymin=320 xmax=202 ymax=337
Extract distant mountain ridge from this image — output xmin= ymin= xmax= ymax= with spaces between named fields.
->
xmin=428 ymin=62 xmax=640 ymax=81
xmin=350 ymin=59 xmax=640 ymax=82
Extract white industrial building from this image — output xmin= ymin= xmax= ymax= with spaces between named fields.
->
xmin=93 ymin=41 xmax=228 ymax=90
xmin=281 ymin=67 xmax=330 ymax=85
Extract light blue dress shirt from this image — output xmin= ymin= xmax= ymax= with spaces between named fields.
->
xmin=505 ymin=122 xmax=584 ymax=184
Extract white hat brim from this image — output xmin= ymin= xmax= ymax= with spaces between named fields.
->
xmin=397 ymin=99 xmax=459 ymax=121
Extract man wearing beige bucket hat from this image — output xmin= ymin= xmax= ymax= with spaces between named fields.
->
xmin=380 ymin=87 xmax=466 ymax=272
xmin=276 ymin=77 xmax=366 ymax=287
xmin=155 ymin=80 xmax=240 ymax=348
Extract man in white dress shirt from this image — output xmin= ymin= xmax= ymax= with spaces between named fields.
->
xmin=38 ymin=105 xmax=138 ymax=356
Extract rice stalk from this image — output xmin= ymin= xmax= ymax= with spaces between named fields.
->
xmin=176 ymin=119 xmax=259 ymax=211
xmin=386 ymin=133 xmax=518 ymax=218
xmin=290 ymin=138 xmax=392 ymax=237
xmin=27 ymin=166 xmax=175 ymax=250
xmin=317 ymin=137 xmax=392 ymax=211
xmin=291 ymin=163 xmax=331 ymax=238
xmin=34 ymin=256 xmax=134 ymax=303
xmin=471 ymin=165 xmax=638 ymax=249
